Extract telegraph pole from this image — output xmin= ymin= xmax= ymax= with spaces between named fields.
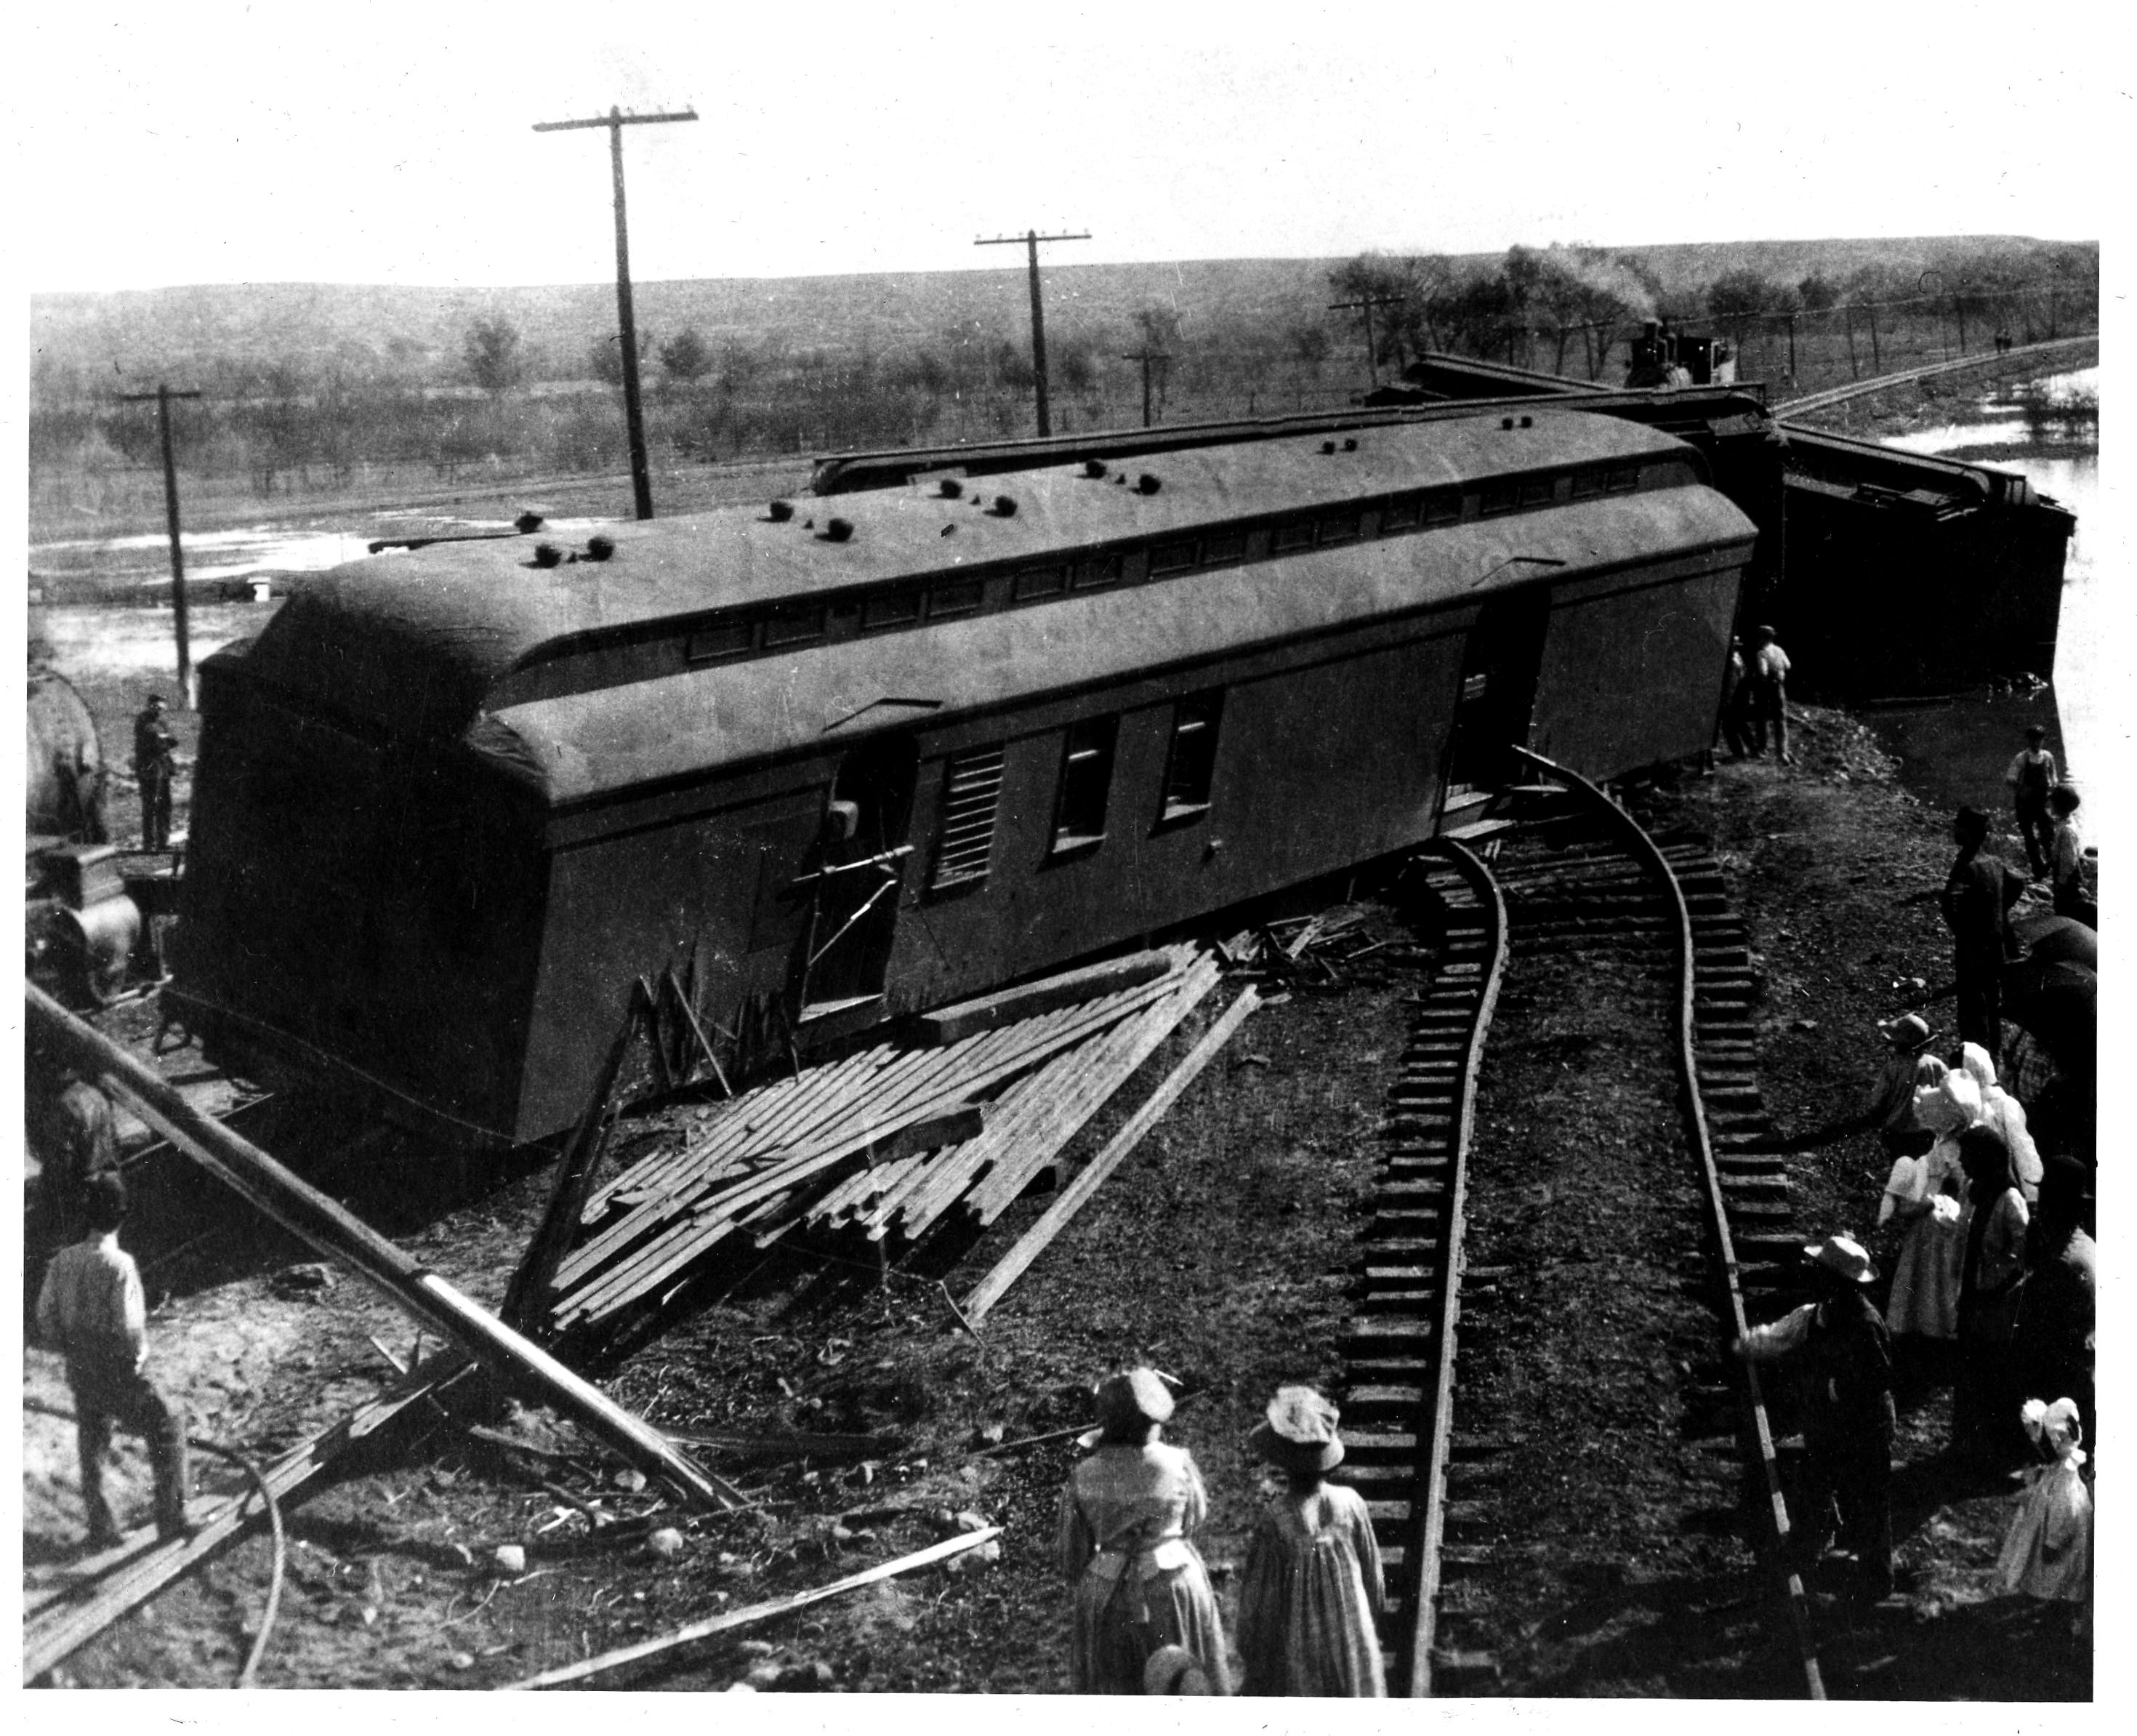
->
xmin=1329 ymin=293 xmax=1404 ymax=388
xmin=117 ymin=384 xmax=204 ymax=704
xmin=975 ymin=228 xmax=1090 ymax=436
xmin=535 ymin=105 xmax=698 ymax=520
xmin=1122 ymin=346 xmax=1170 ymax=427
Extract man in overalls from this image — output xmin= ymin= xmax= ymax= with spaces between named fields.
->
xmin=133 ymin=692 xmax=180 ymax=851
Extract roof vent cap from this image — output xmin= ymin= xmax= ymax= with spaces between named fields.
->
xmin=938 ymin=478 xmax=964 ymax=499
xmin=1083 ymin=459 xmax=1108 ymax=479
xmin=1501 ymin=417 xmax=1516 ymax=431
xmin=531 ymin=542 xmax=564 ymax=569
xmin=989 ymin=494 xmax=1018 ymax=517
xmin=584 ymin=535 xmax=615 ymax=562
xmin=768 ymin=499 xmax=795 ymax=522
xmin=1343 ymin=437 xmax=1359 ymax=451
xmin=1136 ymin=473 xmax=1161 ymax=495
xmin=823 ymin=518 xmax=855 ymax=543
xmin=514 ymin=511 xmax=545 ymax=534
xmin=1519 ymin=416 xmax=1533 ymax=429
xmin=1321 ymin=440 xmax=1337 ymax=455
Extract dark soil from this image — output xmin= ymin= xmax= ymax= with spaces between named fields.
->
xmin=24 ymin=703 xmax=2093 ymax=1697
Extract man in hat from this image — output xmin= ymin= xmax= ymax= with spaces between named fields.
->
xmin=29 ymin=1067 xmax=120 ymax=1249
xmin=1941 ymin=807 xmax=2027 ymax=1052
xmin=132 ymin=691 xmax=180 ymax=851
xmin=2005 ymin=723 xmax=2059 ymax=880
xmin=36 ymin=1173 xmax=190 ymax=1547
xmin=1743 ymin=624 xmax=1793 ymax=764
xmin=1734 ymin=1234 xmax=1896 ymax=1598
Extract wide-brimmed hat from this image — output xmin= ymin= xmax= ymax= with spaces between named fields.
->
xmin=2037 ymin=1152 xmax=2094 ymax=1203
xmin=1094 ymin=1368 xmax=1174 ymax=1432
xmin=1143 ymin=1644 xmax=1215 ymax=1695
xmin=1804 ymin=1234 xmax=1876 ymax=1285
xmin=1249 ymin=1385 xmax=1344 ymax=1474
xmin=1880 ymin=1013 xmax=1933 ymax=1050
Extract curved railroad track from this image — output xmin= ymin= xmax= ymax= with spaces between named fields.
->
xmin=1340 ymin=751 xmax=1824 ymax=1697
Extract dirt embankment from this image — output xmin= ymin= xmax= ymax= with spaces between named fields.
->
xmin=24 ymin=703 xmax=2090 ymax=1696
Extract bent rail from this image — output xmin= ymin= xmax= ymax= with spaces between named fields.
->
xmin=1512 ymin=748 xmax=1824 ymax=1700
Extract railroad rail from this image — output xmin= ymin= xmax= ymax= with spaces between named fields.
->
xmin=1343 ymin=756 xmax=1825 ymax=1697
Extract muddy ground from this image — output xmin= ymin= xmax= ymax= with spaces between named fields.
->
xmin=23 ymin=702 xmax=2093 ymax=1696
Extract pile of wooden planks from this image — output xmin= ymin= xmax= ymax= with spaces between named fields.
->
xmin=540 ymin=947 xmax=1225 ymax=1341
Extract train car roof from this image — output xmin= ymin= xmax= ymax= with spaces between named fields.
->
xmin=471 ymin=483 xmax=1753 ymax=808
xmin=221 ymin=413 xmax=1697 ymax=739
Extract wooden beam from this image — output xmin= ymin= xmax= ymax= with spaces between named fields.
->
xmin=25 ymin=1356 xmax=469 ymax=1678
xmin=25 ymin=984 xmax=741 ymax=1514
xmin=502 ymin=1526 xmax=1003 ymax=1689
xmin=961 ymin=984 xmax=1260 ymax=1323
xmin=911 ymin=950 xmax=1172 ymax=1045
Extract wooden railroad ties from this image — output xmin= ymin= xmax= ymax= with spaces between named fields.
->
xmin=1337 ymin=837 xmax=1506 ymax=1696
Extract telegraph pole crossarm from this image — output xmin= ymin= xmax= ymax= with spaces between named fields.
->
xmin=534 ymin=106 xmax=699 ymax=520
xmin=1329 ymin=294 xmax=1405 ymax=389
xmin=117 ymin=385 xmax=205 ymax=704
xmin=976 ymin=228 xmax=1091 ymax=437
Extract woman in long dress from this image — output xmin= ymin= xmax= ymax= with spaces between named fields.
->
xmin=1997 ymin=1396 xmax=2091 ymax=1628
xmin=1953 ymin=1126 xmax=2032 ymax=1467
xmin=1960 ymin=1040 xmax=2042 ymax=1203
xmin=1880 ymin=1065 xmax=1978 ymax=1370
xmin=1237 ymin=1386 xmax=1386 ymax=1696
xmin=1058 ymin=1368 xmax=1229 ymax=1693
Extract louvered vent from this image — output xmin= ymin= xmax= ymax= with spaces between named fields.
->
xmin=931 ymin=747 xmax=1005 ymax=889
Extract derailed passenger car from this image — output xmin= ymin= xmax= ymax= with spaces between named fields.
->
xmin=174 ymin=412 xmax=1755 ymax=1146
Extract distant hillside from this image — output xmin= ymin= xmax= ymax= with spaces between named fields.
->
xmin=30 ymin=237 xmax=2077 ymax=385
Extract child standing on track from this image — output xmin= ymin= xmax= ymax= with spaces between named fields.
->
xmin=1236 ymin=1386 xmax=1387 ymax=1696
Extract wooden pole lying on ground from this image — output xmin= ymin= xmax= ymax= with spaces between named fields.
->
xmin=24 ymin=1355 xmax=470 ymax=1679
xmin=25 ymin=983 xmax=741 ymax=1513
xmin=502 ymin=1525 xmax=1003 ymax=1689
xmin=961 ymin=984 xmax=1261 ymax=1324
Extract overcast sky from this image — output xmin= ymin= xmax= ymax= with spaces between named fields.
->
xmin=18 ymin=1 xmax=2110 ymax=292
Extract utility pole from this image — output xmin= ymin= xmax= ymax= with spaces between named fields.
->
xmin=1329 ymin=294 xmax=1405 ymax=388
xmin=534 ymin=105 xmax=698 ymax=520
xmin=1122 ymin=346 xmax=1170 ymax=428
xmin=975 ymin=228 xmax=1090 ymax=436
xmin=117 ymin=385 xmax=204 ymax=704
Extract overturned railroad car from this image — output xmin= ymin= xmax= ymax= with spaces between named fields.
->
xmin=173 ymin=412 xmax=1755 ymax=1146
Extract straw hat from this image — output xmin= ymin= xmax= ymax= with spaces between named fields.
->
xmin=1094 ymin=1368 xmax=1174 ymax=1433
xmin=1249 ymin=1385 xmax=1345 ymax=1474
xmin=1143 ymin=1645 xmax=1215 ymax=1695
xmin=1880 ymin=1013 xmax=1933 ymax=1050
xmin=1803 ymin=1233 xmax=1876 ymax=1285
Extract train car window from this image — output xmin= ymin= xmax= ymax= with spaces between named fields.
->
xmin=1478 ymin=481 xmax=1521 ymax=517
xmin=1518 ymin=475 xmax=1557 ymax=507
xmin=1319 ymin=511 xmax=1361 ymax=544
xmin=1422 ymin=491 xmax=1461 ymax=526
xmin=1381 ymin=496 xmax=1422 ymax=532
xmin=861 ymin=590 xmax=922 ymax=630
xmin=929 ymin=577 xmax=984 ymax=618
xmin=1273 ymin=518 xmax=1316 ymax=552
xmin=1149 ymin=540 xmax=1198 ymax=576
xmin=1159 ymin=690 xmax=1224 ymax=823
xmin=1202 ymin=531 xmax=1247 ymax=565
xmin=1571 ymin=469 xmax=1606 ymax=499
xmin=1604 ymin=465 xmax=1641 ymax=494
xmin=1050 ymin=716 xmax=1118 ymax=853
xmin=685 ymin=619 xmax=755 ymax=663
xmin=1071 ymin=553 xmax=1122 ymax=590
xmin=763 ymin=604 xmax=825 ymax=647
xmin=1014 ymin=565 xmax=1068 ymax=600
xmin=930 ymin=745 xmax=1006 ymax=891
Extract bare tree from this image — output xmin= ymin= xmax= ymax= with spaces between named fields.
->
xmin=464 ymin=318 xmax=526 ymax=395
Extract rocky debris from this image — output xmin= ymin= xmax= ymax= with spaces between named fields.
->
xmin=269 ymin=1262 xmax=337 ymax=1296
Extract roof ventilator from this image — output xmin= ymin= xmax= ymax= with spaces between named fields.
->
xmin=1343 ymin=438 xmax=1358 ymax=451
xmin=1136 ymin=473 xmax=1161 ymax=495
xmin=1501 ymin=417 xmax=1516 ymax=430
xmin=531 ymin=542 xmax=564 ymax=569
xmin=515 ymin=511 xmax=545 ymax=534
xmin=584 ymin=535 xmax=615 ymax=562
xmin=988 ymin=494 xmax=1018 ymax=517
xmin=768 ymin=499 xmax=795 ymax=522
xmin=1083 ymin=459 xmax=1108 ymax=479
xmin=1520 ymin=416 xmax=1533 ymax=429
xmin=823 ymin=518 xmax=855 ymax=543
xmin=939 ymin=478 xmax=964 ymax=499
xmin=1321 ymin=440 xmax=1337 ymax=454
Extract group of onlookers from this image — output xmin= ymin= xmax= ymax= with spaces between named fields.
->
xmin=1059 ymin=1372 xmax=1387 ymax=1695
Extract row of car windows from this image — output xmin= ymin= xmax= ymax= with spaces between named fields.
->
xmin=929 ymin=691 xmax=1225 ymax=891
xmin=683 ymin=462 xmax=1649 ymax=669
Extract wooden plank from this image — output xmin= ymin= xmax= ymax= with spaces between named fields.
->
xmin=912 ymin=950 xmax=1173 ymax=1045
xmin=962 ymin=984 xmax=1260 ymax=1323
xmin=25 ymin=1357 xmax=469 ymax=1679
xmin=26 ymin=985 xmax=741 ymax=1515
xmin=502 ymin=1526 xmax=1004 ymax=1690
